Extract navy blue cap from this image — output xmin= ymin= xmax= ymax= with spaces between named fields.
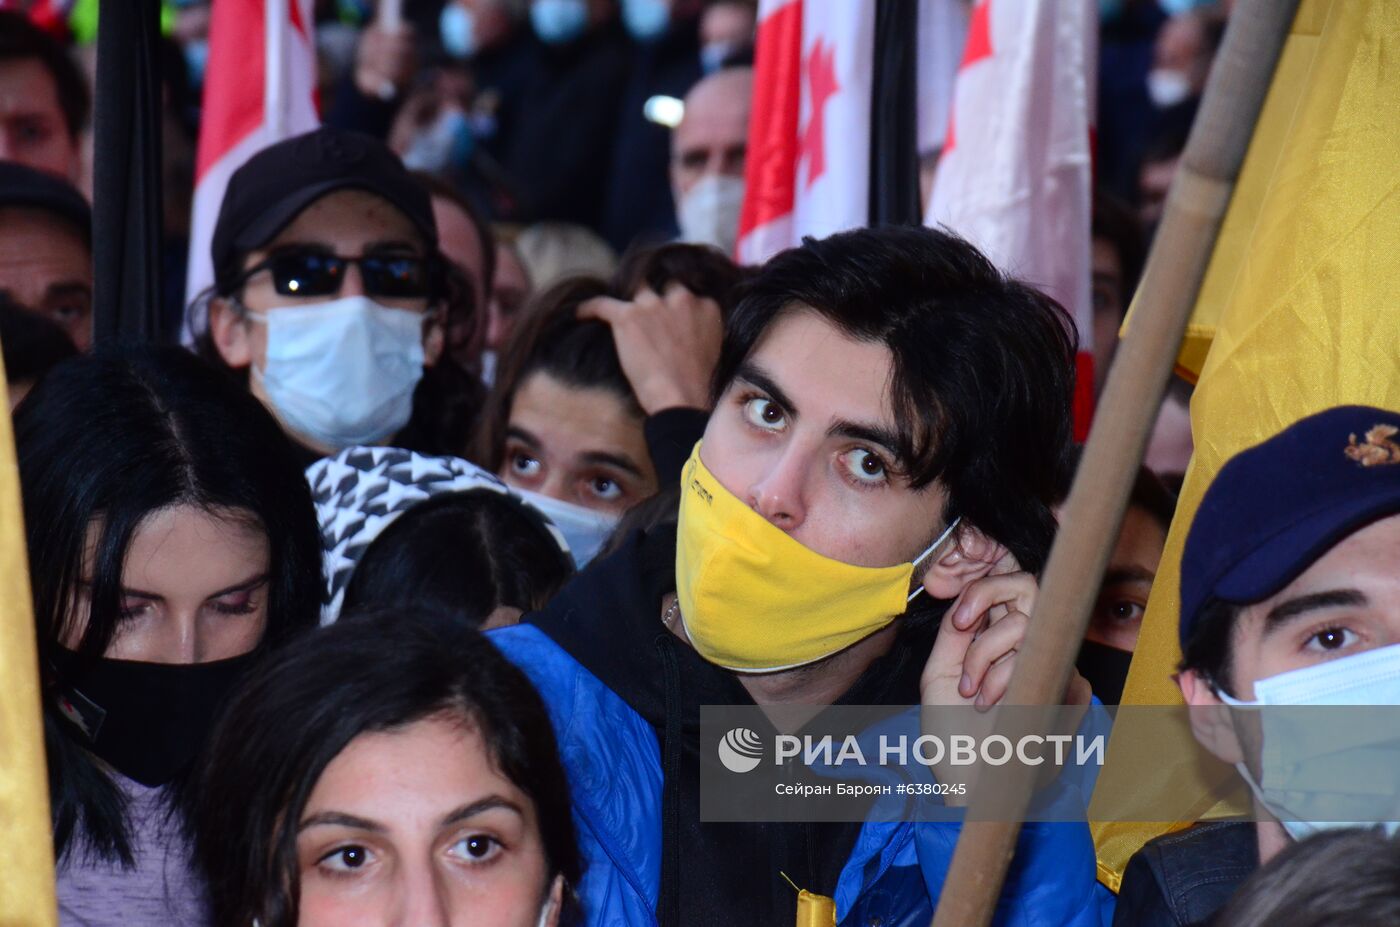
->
xmin=0 ymin=160 xmax=91 ymax=244
xmin=210 ymin=127 xmax=437 ymax=295
xmin=1179 ymin=405 xmax=1400 ymax=648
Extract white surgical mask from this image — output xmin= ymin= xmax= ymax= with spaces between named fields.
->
xmin=676 ymin=174 xmax=745 ymax=256
xmin=1159 ymin=0 xmax=1211 ymax=15
xmin=401 ymin=107 xmax=474 ymax=174
xmin=622 ymin=0 xmax=670 ymax=41
xmin=248 ymin=296 xmax=426 ymax=451
xmin=1218 ymin=643 xmax=1400 ymax=841
xmin=184 ymin=38 xmax=209 ymax=88
xmin=439 ymin=2 xmax=478 ymax=59
xmin=531 ymin=0 xmax=588 ymax=45
xmin=699 ymin=41 xmax=735 ymax=74
xmin=514 ymin=488 xmax=619 ymax=569
xmin=1146 ymin=69 xmax=1193 ymax=109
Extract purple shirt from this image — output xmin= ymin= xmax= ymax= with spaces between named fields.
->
xmin=56 ymin=774 xmax=209 ymax=926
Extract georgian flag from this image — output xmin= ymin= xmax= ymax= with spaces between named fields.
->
xmin=735 ymin=0 xmax=874 ymax=265
xmin=183 ymin=0 xmax=318 ymax=332
xmin=927 ymin=0 xmax=1098 ymax=436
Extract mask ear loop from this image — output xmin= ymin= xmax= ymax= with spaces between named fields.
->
xmin=1207 ymin=680 xmax=1269 ymax=812
xmin=906 ymin=516 xmax=962 ymax=603
xmin=225 ymin=292 xmax=266 ymax=325
xmin=1206 ymin=668 xmax=1260 ymax=707
xmin=223 ymin=294 xmax=273 ymax=388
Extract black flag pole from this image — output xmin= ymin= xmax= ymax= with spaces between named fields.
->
xmin=869 ymin=0 xmax=921 ymax=227
xmin=91 ymin=0 xmax=165 ymax=344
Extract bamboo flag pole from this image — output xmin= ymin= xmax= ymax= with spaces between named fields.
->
xmin=929 ymin=2 xmax=1300 ymax=924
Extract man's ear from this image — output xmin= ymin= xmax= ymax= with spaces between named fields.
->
xmin=207 ymin=296 xmax=253 ymax=369
xmin=919 ymin=524 xmax=1010 ymax=600
xmin=1179 ymin=669 xmax=1246 ymax=765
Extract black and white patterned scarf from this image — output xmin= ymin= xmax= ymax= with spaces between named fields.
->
xmin=306 ymin=446 xmax=569 ymax=622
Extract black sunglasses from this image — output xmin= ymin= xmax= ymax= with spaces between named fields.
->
xmin=237 ymin=250 xmax=436 ymax=300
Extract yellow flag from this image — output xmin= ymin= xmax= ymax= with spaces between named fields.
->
xmin=0 ymin=356 xmax=57 ymax=920
xmin=1094 ymin=0 xmax=1400 ymax=890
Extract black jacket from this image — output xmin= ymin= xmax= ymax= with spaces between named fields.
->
xmin=600 ymin=23 xmax=703 ymax=251
xmin=492 ymin=24 xmax=631 ymax=227
xmin=1113 ymin=821 xmax=1258 ymax=927
xmin=643 ymin=406 xmax=708 ymax=488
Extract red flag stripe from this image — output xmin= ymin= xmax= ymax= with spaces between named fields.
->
xmin=736 ymin=0 xmax=802 ymax=242
xmin=194 ymin=0 xmax=314 ymax=180
xmin=944 ymin=0 xmax=993 ymax=156
xmin=959 ymin=0 xmax=993 ymax=70
xmin=195 ymin=0 xmax=267 ymax=178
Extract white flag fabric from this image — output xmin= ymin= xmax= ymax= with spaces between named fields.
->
xmin=788 ymin=1 xmax=873 ymax=248
xmin=736 ymin=0 xmax=874 ymax=266
xmin=916 ymin=0 xmax=969 ymax=158
xmin=926 ymin=0 xmax=1098 ymax=432
xmin=183 ymin=0 xmax=318 ymax=339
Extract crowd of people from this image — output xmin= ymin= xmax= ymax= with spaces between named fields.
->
xmin=2 ymin=1 xmax=1397 ymax=925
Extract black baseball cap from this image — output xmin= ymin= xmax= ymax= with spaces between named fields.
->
xmin=210 ymin=127 xmax=437 ymax=295
xmin=1179 ymin=405 xmax=1400 ymax=648
xmin=0 ymin=160 xmax=91 ymax=244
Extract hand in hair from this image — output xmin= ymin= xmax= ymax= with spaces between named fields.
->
xmin=921 ymin=550 xmax=1091 ymax=708
xmin=918 ymin=551 xmax=1091 ymax=802
xmin=578 ymin=282 xmax=723 ymax=415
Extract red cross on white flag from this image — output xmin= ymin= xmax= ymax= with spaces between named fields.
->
xmin=736 ymin=0 xmax=875 ymax=265
xmin=927 ymin=0 xmax=1099 ymax=436
xmin=183 ymin=0 xmax=320 ymax=336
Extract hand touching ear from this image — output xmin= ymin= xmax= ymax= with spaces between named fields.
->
xmin=920 ymin=546 xmax=1091 ymax=710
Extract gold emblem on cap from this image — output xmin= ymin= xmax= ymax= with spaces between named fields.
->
xmin=1345 ymin=424 xmax=1400 ymax=468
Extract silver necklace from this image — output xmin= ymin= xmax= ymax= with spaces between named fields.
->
xmin=663 ymin=597 xmax=680 ymax=629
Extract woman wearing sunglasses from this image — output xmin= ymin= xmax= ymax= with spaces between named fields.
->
xmin=199 ymin=128 xmax=448 ymax=460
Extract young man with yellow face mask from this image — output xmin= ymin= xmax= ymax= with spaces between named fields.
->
xmin=490 ymin=225 xmax=1105 ymax=926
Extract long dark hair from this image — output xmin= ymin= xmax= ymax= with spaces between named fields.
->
xmin=190 ymin=608 xmax=583 ymax=927
xmin=472 ymin=276 xmax=638 ymax=470
xmin=14 ymin=346 xmax=323 ymax=865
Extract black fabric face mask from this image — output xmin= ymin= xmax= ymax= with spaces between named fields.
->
xmin=50 ymin=649 xmax=260 ymax=787
xmin=1076 ymin=639 xmax=1134 ymax=706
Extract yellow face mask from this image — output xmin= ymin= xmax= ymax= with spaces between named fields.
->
xmin=674 ymin=443 xmax=960 ymax=673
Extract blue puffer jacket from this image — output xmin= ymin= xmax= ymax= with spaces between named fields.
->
xmin=490 ymin=618 xmax=1111 ymax=926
